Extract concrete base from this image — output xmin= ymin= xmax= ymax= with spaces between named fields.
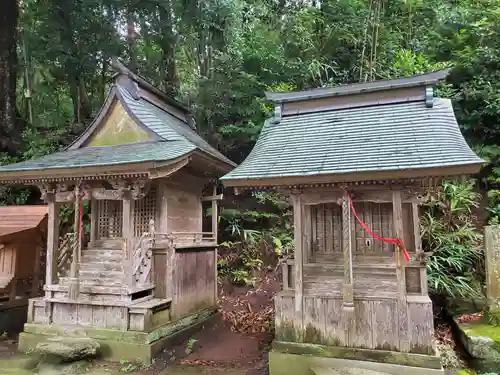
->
xmin=18 ymin=307 xmax=217 ymax=364
xmin=269 ymin=341 xmax=444 ymax=375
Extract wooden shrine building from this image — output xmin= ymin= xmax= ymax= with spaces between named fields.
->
xmin=0 ymin=58 xmax=235 ymax=362
xmin=221 ymin=70 xmax=484 ymax=375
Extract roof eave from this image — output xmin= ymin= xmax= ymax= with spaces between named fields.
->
xmin=0 ymin=161 xmax=156 ymax=184
xmin=221 ymin=162 xmax=484 ymax=188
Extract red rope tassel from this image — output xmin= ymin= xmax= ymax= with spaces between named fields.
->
xmin=348 ymin=196 xmax=411 ymax=262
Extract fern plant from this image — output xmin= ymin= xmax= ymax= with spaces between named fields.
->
xmin=422 ymin=181 xmax=484 ymax=299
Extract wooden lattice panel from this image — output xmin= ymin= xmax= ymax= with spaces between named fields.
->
xmin=97 ymin=200 xmax=123 ymax=239
xmin=405 ymin=267 xmax=422 ymax=294
xmin=354 ymin=202 xmax=394 ymax=254
xmin=311 ymin=203 xmax=342 ymax=253
xmin=134 ymin=185 xmax=157 ymax=236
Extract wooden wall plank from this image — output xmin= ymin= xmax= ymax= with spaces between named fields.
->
xmin=324 ymin=298 xmax=346 ymax=346
xmin=408 ymin=297 xmax=435 ymax=355
xmin=372 ymin=300 xmax=398 ymax=351
xmin=351 ymin=300 xmax=373 ymax=349
xmin=303 ymin=296 xmax=325 ymax=344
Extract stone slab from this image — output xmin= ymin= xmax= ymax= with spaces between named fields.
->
xmin=456 ymin=321 xmax=500 ymax=372
xmin=271 ymin=341 xmax=443 ymax=370
xmin=269 ymin=351 xmax=445 ymax=375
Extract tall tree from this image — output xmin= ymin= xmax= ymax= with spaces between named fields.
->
xmin=0 ymin=0 xmax=21 ymax=156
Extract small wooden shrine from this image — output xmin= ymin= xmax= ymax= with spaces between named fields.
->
xmin=0 ymin=58 xmax=235 ymax=362
xmin=221 ymin=70 xmax=484 ymax=375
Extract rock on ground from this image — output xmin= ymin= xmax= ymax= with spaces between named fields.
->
xmin=35 ymin=337 xmax=100 ymax=362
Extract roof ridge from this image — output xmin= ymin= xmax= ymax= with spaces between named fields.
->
xmin=266 ymin=69 xmax=451 ymax=104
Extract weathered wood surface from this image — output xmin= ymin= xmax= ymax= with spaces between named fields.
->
xmin=291 ymin=192 xmax=304 ymax=338
xmin=274 ymin=292 xmax=436 ymax=354
xmin=485 ymin=225 xmax=500 ymax=310
xmin=172 ymin=248 xmax=216 ymax=318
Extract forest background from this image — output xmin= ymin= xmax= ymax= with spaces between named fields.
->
xmin=0 ymin=0 xmax=499 ymax=302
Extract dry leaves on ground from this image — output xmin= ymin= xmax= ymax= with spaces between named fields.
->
xmin=456 ymin=312 xmax=483 ymax=323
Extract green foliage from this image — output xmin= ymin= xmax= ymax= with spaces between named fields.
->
xmin=422 ymin=181 xmax=484 ymax=299
xmin=218 ymin=191 xmax=292 ymax=286
xmin=185 ymin=337 xmax=197 ymax=354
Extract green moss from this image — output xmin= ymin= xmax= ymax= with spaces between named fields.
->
xmin=410 ymin=343 xmax=435 ymax=355
xmin=457 ymin=370 xmax=476 ymax=375
xmin=275 ymin=322 xmax=296 ymax=342
xmin=271 ymin=340 xmax=442 ymax=369
xmin=462 ymin=323 xmax=500 ymax=342
xmin=303 ymin=324 xmax=323 ymax=344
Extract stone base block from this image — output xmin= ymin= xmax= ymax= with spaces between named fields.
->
xmin=269 ymin=341 xmax=444 ymax=375
xmin=18 ymin=307 xmax=217 ymax=364
xmin=456 ymin=321 xmax=500 ymax=372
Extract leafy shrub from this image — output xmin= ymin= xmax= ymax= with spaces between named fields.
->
xmin=422 ymin=181 xmax=484 ymax=299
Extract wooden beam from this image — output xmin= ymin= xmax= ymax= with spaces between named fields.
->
xmin=201 ymin=194 xmax=223 ymax=202
xmin=412 ymin=203 xmax=421 ymax=253
xmin=290 ymin=191 xmax=304 ymax=338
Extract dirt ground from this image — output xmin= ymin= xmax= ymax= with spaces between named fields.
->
xmin=0 ymin=271 xmax=281 ymax=375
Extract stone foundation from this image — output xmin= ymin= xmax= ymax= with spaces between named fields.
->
xmin=18 ymin=307 xmax=217 ymax=364
xmin=268 ymin=341 xmax=444 ymax=375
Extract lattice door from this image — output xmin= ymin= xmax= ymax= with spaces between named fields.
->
xmin=353 ymin=202 xmax=394 ymax=254
xmin=134 ymin=185 xmax=157 ymax=236
xmin=311 ymin=203 xmax=343 ymax=254
xmin=97 ymin=200 xmax=123 ymax=239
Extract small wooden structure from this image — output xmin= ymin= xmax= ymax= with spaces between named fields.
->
xmin=221 ymin=70 xmax=484 ymax=374
xmin=0 ymin=58 xmax=235 ymax=362
xmin=0 ymin=205 xmax=47 ymax=334
xmin=0 ymin=205 xmax=47 ymax=302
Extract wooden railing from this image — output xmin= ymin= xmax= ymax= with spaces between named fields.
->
xmin=169 ymin=232 xmax=216 ymax=246
xmin=57 ymin=233 xmax=78 ymax=278
xmin=130 ymin=220 xmax=156 ymax=287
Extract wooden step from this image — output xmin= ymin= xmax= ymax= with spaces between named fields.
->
xmin=79 ymin=263 xmax=123 ymax=272
xmin=46 ymin=283 xmax=155 ymax=296
xmin=93 ymin=239 xmax=124 ymax=250
xmin=79 ymin=270 xmax=123 ymax=279
xmin=59 ymin=276 xmax=124 ymax=287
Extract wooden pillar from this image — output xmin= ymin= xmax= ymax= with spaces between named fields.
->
xmin=412 ymin=202 xmax=428 ymax=295
xmin=122 ymin=192 xmax=133 ymax=259
xmin=291 ymin=190 xmax=304 ymax=338
xmin=89 ymin=197 xmax=98 ymax=246
xmin=341 ymin=191 xmax=355 ymax=334
xmin=156 ymin=180 xmax=168 ymax=233
xmin=45 ymin=195 xmax=60 ymax=288
xmin=393 ymin=189 xmax=410 ymax=351
xmin=392 ymin=190 xmax=406 ymax=297
xmin=211 ymin=186 xmax=218 ymax=243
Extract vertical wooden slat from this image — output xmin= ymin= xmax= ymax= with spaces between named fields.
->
xmin=291 ymin=192 xmax=304 ymax=338
xmin=325 ymin=205 xmax=333 ymax=253
xmin=31 ymin=241 xmax=41 ymax=297
xmin=89 ymin=198 xmax=97 ymax=246
xmin=303 ymin=205 xmax=312 ymax=261
xmin=212 ymin=185 xmax=218 ymax=243
xmin=46 ymin=197 xmax=60 ymax=288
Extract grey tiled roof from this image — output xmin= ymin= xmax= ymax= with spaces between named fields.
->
xmin=0 ymin=82 xmax=235 ymax=174
xmin=0 ymin=141 xmax=195 ymax=172
xmin=118 ymin=86 xmax=235 ymax=165
xmin=221 ymin=98 xmax=483 ymax=182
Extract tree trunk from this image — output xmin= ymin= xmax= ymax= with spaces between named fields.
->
xmin=0 ymin=0 xmax=20 ymax=156
xmin=158 ymin=1 xmax=179 ymax=98
xmin=127 ymin=4 xmax=137 ymax=72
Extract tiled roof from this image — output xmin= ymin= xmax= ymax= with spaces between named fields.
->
xmin=0 ymin=79 xmax=235 ymax=175
xmin=221 ymin=98 xmax=483 ymax=183
xmin=0 ymin=141 xmax=195 ymax=172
